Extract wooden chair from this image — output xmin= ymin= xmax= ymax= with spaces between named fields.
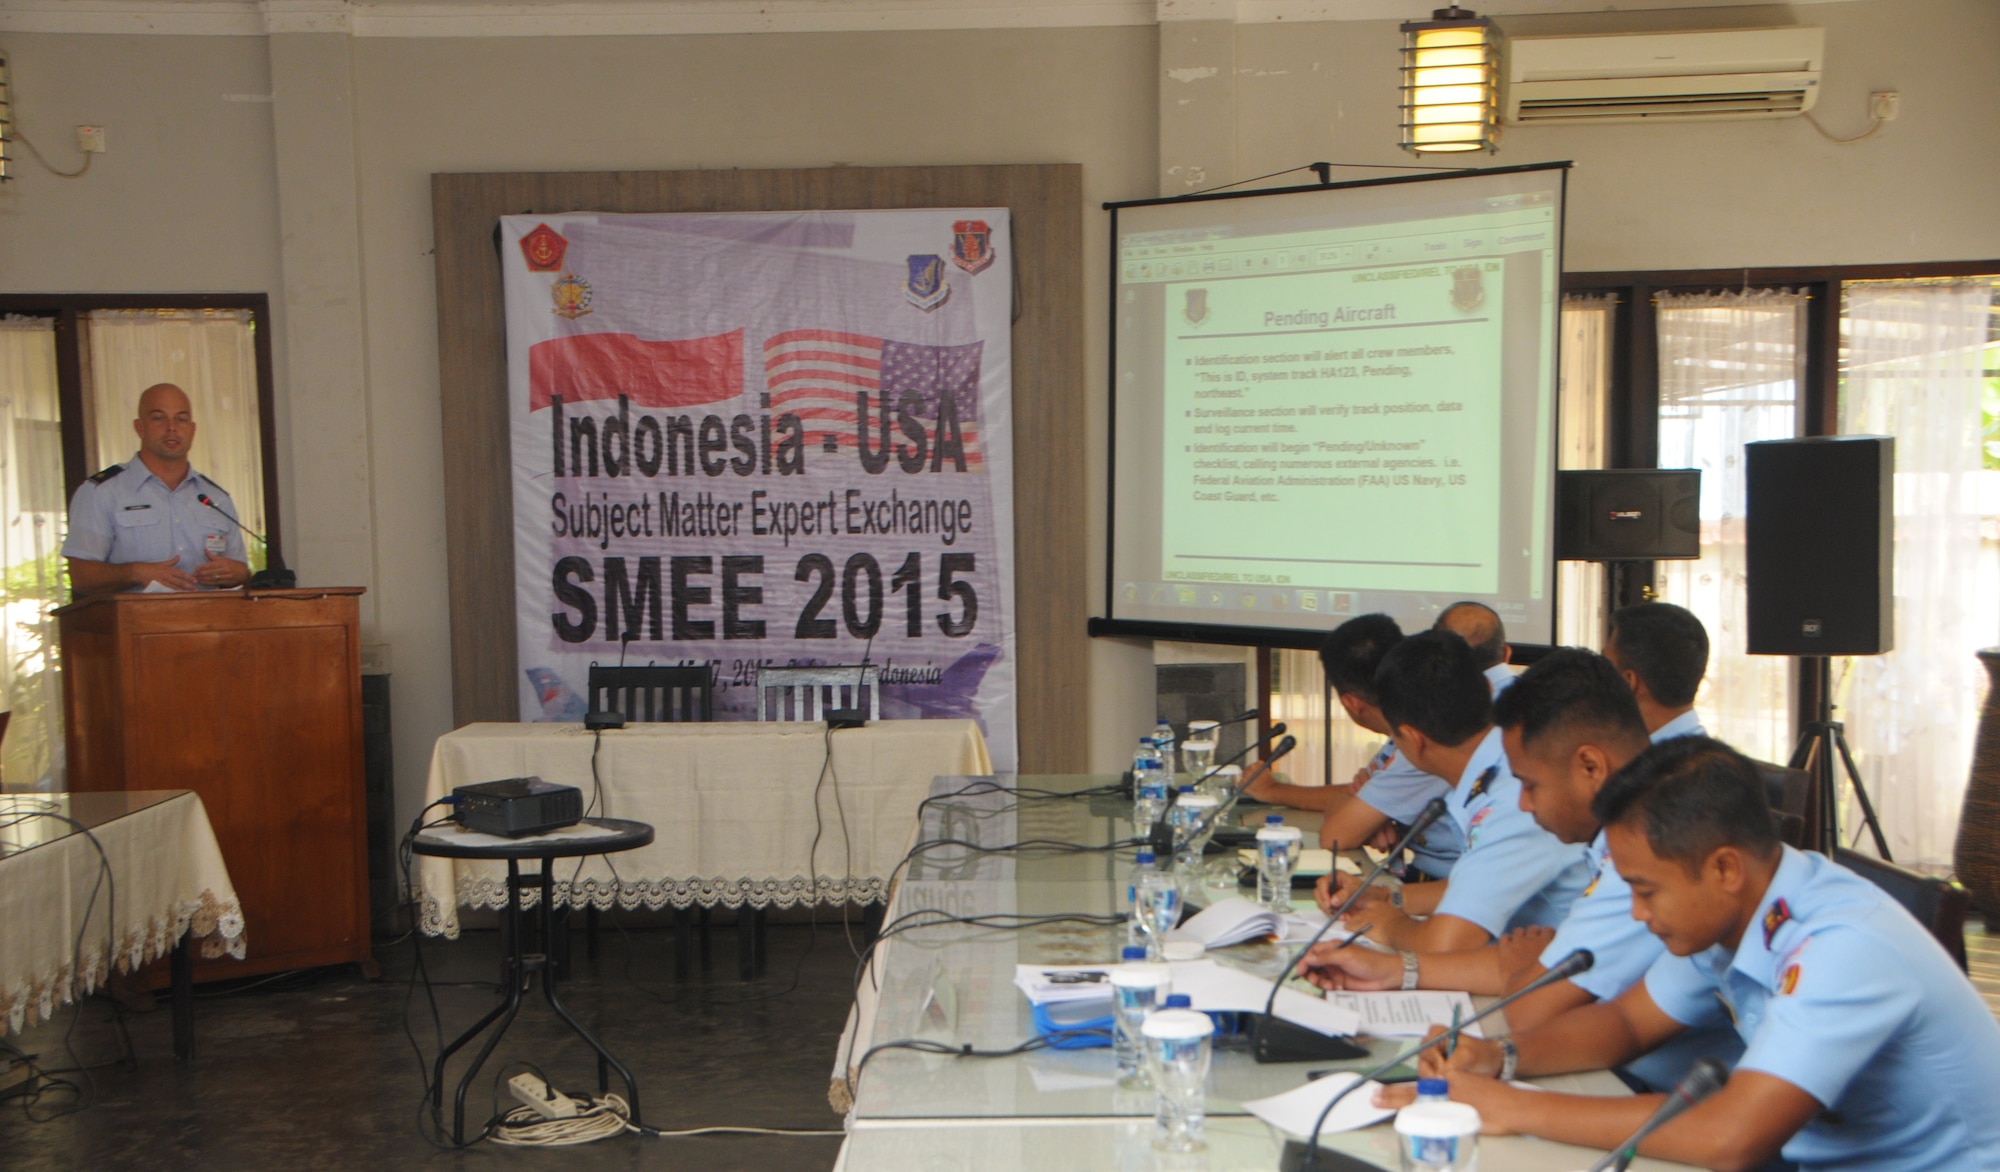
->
xmin=1834 ymin=848 xmax=1972 ymax=972
xmin=754 ymin=664 xmax=880 ymax=722
xmin=586 ymin=665 xmax=713 ymax=723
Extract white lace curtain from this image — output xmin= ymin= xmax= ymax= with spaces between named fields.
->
xmin=85 ymin=309 xmax=268 ymax=547
xmin=1836 ymin=279 xmax=1997 ymax=865
xmin=1558 ymin=294 xmax=1615 ymax=647
xmin=0 ymin=316 xmax=67 ymax=790
xmin=1654 ymin=289 xmax=1808 ymax=766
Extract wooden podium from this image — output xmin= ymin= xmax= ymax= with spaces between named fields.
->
xmin=58 ymin=588 xmax=373 ymax=980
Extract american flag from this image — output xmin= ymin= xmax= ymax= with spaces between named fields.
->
xmin=762 ymin=329 xmax=984 ymax=469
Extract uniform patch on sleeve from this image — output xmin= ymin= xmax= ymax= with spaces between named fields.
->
xmin=1467 ymin=764 xmax=1498 ymax=801
xmin=1778 ymin=963 xmax=1802 ymax=995
xmin=1761 ymin=898 xmax=1792 ymax=950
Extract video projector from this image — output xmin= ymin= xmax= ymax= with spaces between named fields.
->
xmin=452 ymin=776 xmax=583 ymax=837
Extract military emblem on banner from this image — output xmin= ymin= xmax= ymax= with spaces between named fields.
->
xmin=904 ymin=255 xmax=951 ymax=311
xmin=1450 ymin=265 xmax=1485 ymax=312
xmin=950 ymin=220 xmax=996 ymax=274
xmin=551 ymin=273 xmax=594 ymax=319
xmin=1184 ymin=288 xmax=1210 ymax=326
xmin=520 ymin=223 xmax=569 ymax=273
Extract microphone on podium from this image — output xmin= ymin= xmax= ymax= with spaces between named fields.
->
xmin=1288 ymin=949 xmax=1597 ymax=1169
xmin=1248 ymin=797 xmax=1451 ymax=1065
xmin=198 ymin=493 xmax=297 ymax=589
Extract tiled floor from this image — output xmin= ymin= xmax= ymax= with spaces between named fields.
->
xmin=1967 ymin=919 xmax=2000 ymax=1021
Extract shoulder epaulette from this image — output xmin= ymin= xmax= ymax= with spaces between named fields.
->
xmin=87 ymin=464 xmax=125 ymax=484
xmin=196 ymin=473 xmax=229 ymax=496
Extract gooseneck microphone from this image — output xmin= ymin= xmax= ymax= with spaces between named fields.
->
xmin=1249 ymin=797 xmax=1449 ymax=1065
xmin=1176 ymin=734 xmax=1297 ymax=855
xmin=1148 ymin=723 xmax=1287 ymax=860
xmin=1295 ymin=949 xmax=1597 ymax=1168
xmin=198 ymin=493 xmax=296 ymax=589
xmin=1588 ymin=1058 xmax=1728 ymax=1172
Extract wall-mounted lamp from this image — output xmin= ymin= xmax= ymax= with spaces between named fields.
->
xmin=1400 ymin=6 xmax=1500 ymax=154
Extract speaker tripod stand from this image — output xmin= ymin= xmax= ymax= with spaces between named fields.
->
xmin=1789 ymin=657 xmax=1891 ymax=861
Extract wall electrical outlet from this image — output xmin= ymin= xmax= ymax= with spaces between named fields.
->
xmin=76 ymin=125 xmax=107 ymax=153
xmin=1869 ymin=92 xmax=1900 ymax=122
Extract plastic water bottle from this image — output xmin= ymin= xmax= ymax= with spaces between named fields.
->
xmin=1166 ymin=785 xmax=1198 ymax=859
xmin=1415 ymin=1077 xmax=1450 ymax=1104
xmin=1110 ymin=945 xmax=1165 ymax=1086
xmin=1126 ymin=850 xmax=1159 ymax=948
xmin=1146 ymin=994 xmax=1213 ymax=1153
xmin=1134 ymin=741 xmax=1170 ymax=831
xmin=1153 ymin=718 xmax=1178 ymax=775
xmin=1257 ymin=817 xmax=1301 ymax=911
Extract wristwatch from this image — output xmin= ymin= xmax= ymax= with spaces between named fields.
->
xmin=1498 ymin=1038 xmax=1520 ymax=1082
xmin=1390 ymin=886 xmax=1405 ymax=910
xmin=1400 ymin=950 xmax=1420 ymax=990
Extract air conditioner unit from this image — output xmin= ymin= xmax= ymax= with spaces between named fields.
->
xmin=1503 ymin=27 xmax=1823 ymax=125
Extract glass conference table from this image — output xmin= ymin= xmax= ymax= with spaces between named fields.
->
xmin=840 ymin=773 xmax=1697 ymax=1171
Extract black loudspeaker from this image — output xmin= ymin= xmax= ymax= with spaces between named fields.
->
xmin=1746 ymin=436 xmax=1894 ymax=656
xmin=1555 ymin=470 xmax=1701 ymax=561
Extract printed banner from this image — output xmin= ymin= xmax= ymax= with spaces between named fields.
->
xmin=502 ymin=211 xmax=1018 ymax=770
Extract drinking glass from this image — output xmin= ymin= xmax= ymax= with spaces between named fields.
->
xmin=1143 ymin=1010 xmax=1215 ymax=1153
xmin=1173 ymin=794 xmax=1218 ymax=877
xmin=1135 ymin=871 xmax=1183 ymax=962
xmin=1180 ymin=739 xmax=1216 ymax=783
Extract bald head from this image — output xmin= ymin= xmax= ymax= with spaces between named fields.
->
xmin=133 ymin=382 xmax=196 ymax=473
xmin=1435 ymin=601 xmax=1508 ymax=670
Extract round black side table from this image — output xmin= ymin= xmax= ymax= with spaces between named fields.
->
xmin=413 ymin=817 xmax=655 ymax=1145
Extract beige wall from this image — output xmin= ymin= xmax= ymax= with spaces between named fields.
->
xmin=346 ymin=27 xmax=1158 ymax=821
xmin=5 ymin=0 xmax=1998 ymax=829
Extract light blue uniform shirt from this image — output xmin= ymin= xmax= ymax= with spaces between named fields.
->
xmin=1354 ymin=743 xmax=1465 ymax=878
xmin=1539 ymin=713 xmax=1710 ymax=991
xmin=1435 ymin=727 xmax=1592 ymax=936
xmin=61 ymin=456 xmax=246 ymax=587
xmin=1484 ymin=663 xmax=1517 ymax=697
xmin=1643 ymin=847 xmax=2000 ymax=1171
xmin=1532 ymin=709 xmax=1741 ymax=1089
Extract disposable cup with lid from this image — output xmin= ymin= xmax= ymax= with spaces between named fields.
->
xmin=1140 ymin=1008 xmax=1214 ymax=1041
xmin=1111 ymin=963 xmax=1172 ymax=991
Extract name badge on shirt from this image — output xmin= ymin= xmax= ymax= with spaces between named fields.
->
xmin=204 ymin=533 xmax=228 ymax=557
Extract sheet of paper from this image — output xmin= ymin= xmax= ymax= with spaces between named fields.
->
xmin=1243 ymin=1072 xmax=1396 ymax=1137
xmin=1325 ymin=990 xmax=1484 ymax=1039
xmin=141 ymin=579 xmax=179 ymax=593
xmin=1168 ymin=962 xmax=1363 ymax=1037
xmin=1170 ymin=897 xmax=1281 ymax=948
xmin=414 ymin=821 xmax=624 ymax=850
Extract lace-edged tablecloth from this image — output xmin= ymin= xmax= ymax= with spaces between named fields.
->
xmin=1 ymin=792 xmax=246 ymax=1035
xmin=418 ymin=719 xmax=990 ymax=938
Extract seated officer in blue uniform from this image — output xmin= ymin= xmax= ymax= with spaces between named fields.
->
xmin=1247 ymin=614 xmax=1466 ymax=875
xmin=1298 ymin=648 xmax=1739 ymax=1098
xmin=1399 ymin=736 xmax=2000 ymax=1172
xmin=1433 ymin=600 xmax=1518 ymax=698
xmin=1314 ymin=631 xmax=1592 ymax=953
xmin=1605 ymin=601 xmax=1710 ymax=740
xmin=63 ymin=383 xmax=249 ymax=596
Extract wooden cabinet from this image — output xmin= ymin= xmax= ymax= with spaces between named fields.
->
xmin=57 ymin=589 xmax=373 ymax=980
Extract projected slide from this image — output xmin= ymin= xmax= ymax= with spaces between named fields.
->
xmin=1106 ymin=165 xmax=1564 ymax=645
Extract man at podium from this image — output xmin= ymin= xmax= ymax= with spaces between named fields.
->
xmin=62 ymin=382 xmax=251 ymax=595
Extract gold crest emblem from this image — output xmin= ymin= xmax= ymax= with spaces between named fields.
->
xmin=551 ymin=273 xmax=594 ymax=320
xmin=1450 ymin=265 xmax=1485 ymax=313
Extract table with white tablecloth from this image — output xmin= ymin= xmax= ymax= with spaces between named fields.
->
xmin=417 ymin=719 xmax=990 ymax=938
xmin=0 ymin=790 xmax=245 ymax=1048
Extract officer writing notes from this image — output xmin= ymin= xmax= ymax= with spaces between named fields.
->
xmin=1402 ymin=736 xmax=2000 ymax=1171
xmin=63 ymin=383 xmax=249 ymax=595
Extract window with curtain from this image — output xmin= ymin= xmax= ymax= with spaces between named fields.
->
xmin=1653 ymin=289 xmax=1807 ymax=766
xmin=84 ymin=309 xmax=269 ymax=567
xmin=1558 ymin=294 xmax=1614 ymax=648
xmin=1834 ymin=278 xmax=2000 ymax=865
xmin=0 ymin=316 xmax=67 ymax=790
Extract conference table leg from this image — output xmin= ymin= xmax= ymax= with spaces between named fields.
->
xmin=169 ymin=935 xmax=194 ymax=1062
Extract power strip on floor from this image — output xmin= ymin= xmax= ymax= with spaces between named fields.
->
xmin=508 ymin=1072 xmax=578 ymax=1120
